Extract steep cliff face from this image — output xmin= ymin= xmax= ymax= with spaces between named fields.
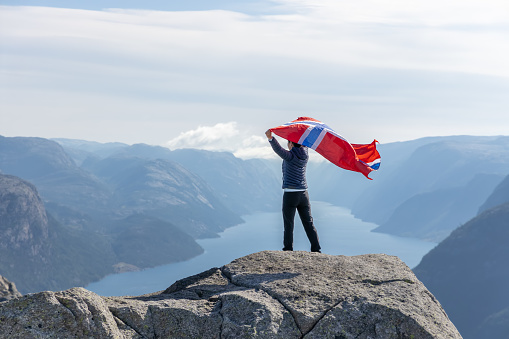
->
xmin=0 ymin=174 xmax=49 ymax=253
xmin=0 ymin=174 xmax=53 ymax=289
xmin=413 ymin=202 xmax=509 ymax=339
xmin=0 ymin=174 xmax=117 ymax=293
xmin=0 ymin=251 xmax=462 ymax=338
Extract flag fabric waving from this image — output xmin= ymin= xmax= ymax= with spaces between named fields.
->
xmin=270 ymin=117 xmax=380 ymax=179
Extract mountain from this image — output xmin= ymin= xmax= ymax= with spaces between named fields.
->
xmin=0 ymin=136 xmax=76 ymax=178
xmin=373 ymin=173 xmax=503 ymax=242
xmin=71 ymin=142 xmax=281 ymax=215
xmin=478 ymin=173 xmax=509 ymax=213
xmin=0 ymin=174 xmax=205 ymax=294
xmin=0 ymin=251 xmax=461 ymax=338
xmin=413 ymin=202 xmax=509 ymax=338
xmin=0 ymin=174 xmax=116 ymax=294
xmin=165 ymin=148 xmax=281 ymax=214
xmin=351 ymin=136 xmax=509 ymax=237
xmin=0 ymin=135 xmax=112 ymax=215
xmin=82 ymin=155 xmax=243 ymax=238
xmin=109 ymin=214 xmax=204 ymax=269
xmin=307 ymin=136 xmax=441 ymax=208
xmin=51 ymin=138 xmax=128 ymax=165
xmin=1 ymin=136 xmax=245 ymax=238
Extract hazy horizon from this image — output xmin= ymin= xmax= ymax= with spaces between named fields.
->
xmin=3 ymin=131 xmax=509 ymax=162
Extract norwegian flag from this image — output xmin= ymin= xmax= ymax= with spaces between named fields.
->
xmin=270 ymin=117 xmax=380 ymax=179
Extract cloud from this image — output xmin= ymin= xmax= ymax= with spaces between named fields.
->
xmin=166 ymin=122 xmax=276 ymax=159
xmin=166 ymin=122 xmax=240 ymax=150
xmin=165 ymin=121 xmax=329 ymax=161
xmin=1 ymin=2 xmax=509 ymax=146
xmin=3 ymin=2 xmax=508 ymax=77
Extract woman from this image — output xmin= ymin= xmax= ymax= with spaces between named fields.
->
xmin=266 ymin=129 xmax=321 ymax=253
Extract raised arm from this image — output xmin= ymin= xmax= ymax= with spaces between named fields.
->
xmin=266 ymin=130 xmax=293 ymax=161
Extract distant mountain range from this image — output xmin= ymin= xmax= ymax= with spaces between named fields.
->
xmin=373 ymin=173 xmax=502 ymax=241
xmin=1 ymin=136 xmax=281 ymax=240
xmin=0 ymin=174 xmax=203 ymax=294
xmin=50 ymin=135 xmax=509 ymax=244
xmin=55 ymin=139 xmax=281 ymax=217
xmin=0 ymin=135 xmax=280 ymax=292
xmin=348 ymin=136 xmax=509 ymax=242
xmin=2 ymin=134 xmax=509 ymax=298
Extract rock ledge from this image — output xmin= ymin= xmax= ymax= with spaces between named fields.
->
xmin=0 ymin=251 xmax=462 ymax=338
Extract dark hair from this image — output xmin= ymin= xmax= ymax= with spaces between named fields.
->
xmin=289 ymin=141 xmax=302 ymax=148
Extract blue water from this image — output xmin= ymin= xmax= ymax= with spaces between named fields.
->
xmin=86 ymin=202 xmax=437 ymax=296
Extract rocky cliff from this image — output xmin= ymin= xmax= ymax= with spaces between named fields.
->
xmin=0 ymin=251 xmax=461 ymax=338
xmin=0 ymin=275 xmax=21 ymax=302
xmin=413 ymin=202 xmax=509 ymax=338
xmin=0 ymin=174 xmax=49 ymax=252
xmin=0 ymin=174 xmax=204 ymax=293
xmin=0 ymin=174 xmax=117 ymax=293
xmin=0 ymin=174 xmax=54 ymax=291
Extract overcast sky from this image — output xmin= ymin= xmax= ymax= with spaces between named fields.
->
xmin=1 ymin=0 xmax=508 ymax=158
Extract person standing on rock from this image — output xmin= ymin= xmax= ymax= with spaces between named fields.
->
xmin=265 ymin=129 xmax=321 ymax=253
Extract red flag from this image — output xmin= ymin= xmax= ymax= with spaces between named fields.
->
xmin=270 ymin=117 xmax=380 ymax=179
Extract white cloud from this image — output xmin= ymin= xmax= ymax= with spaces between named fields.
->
xmin=166 ymin=122 xmax=240 ymax=151
xmin=166 ymin=122 xmax=277 ymax=159
xmin=165 ymin=121 xmax=330 ymax=161
xmin=2 ymin=2 xmax=508 ymax=77
xmin=1 ymin=2 xmax=509 ymax=146
xmin=274 ymin=0 xmax=509 ymax=26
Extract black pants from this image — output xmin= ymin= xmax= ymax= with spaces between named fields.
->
xmin=282 ymin=190 xmax=321 ymax=252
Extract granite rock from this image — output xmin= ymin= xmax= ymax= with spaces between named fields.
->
xmin=0 ymin=251 xmax=462 ymax=338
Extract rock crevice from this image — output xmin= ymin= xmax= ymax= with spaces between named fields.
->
xmin=220 ymin=265 xmax=303 ymax=336
xmin=109 ymin=307 xmax=147 ymax=338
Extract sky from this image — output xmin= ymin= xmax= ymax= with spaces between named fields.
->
xmin=1 ymin=0 xmax=509 ymax=158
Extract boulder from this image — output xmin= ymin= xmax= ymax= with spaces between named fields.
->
xmin=0 ymin=251 xmax=462 ymax=338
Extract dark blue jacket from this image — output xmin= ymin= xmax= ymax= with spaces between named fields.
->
xmin=269 ymin=138 xmax=308 ymax=189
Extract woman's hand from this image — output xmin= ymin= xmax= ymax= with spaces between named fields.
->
xmin=265 ymin=129 xmax=273 ymax=139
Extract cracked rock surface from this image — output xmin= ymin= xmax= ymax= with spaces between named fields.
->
xmin=0 ymin=251 xmax=462 ymax=338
